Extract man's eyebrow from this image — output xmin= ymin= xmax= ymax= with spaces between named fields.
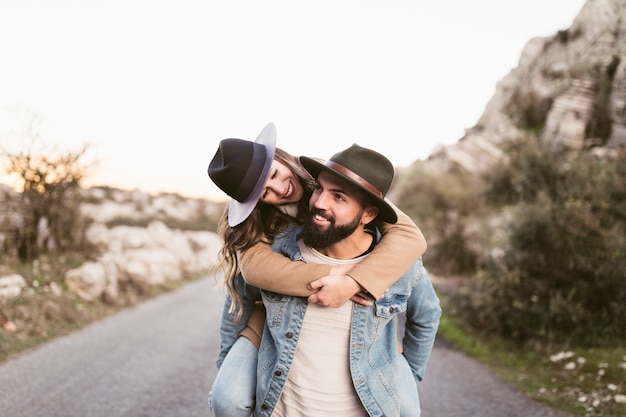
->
xmin=318 ymin=174 xmax=355 ymax=197
xmin=328 ymin=187 xmax=348 ymax=195
xmin=324 ymin=183 xmax=354 ymax=199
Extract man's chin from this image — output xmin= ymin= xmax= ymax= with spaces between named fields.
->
xmin=301 ymin=223 xmax=328 ymax=247
xmin=311 ymin=222 xmax=330 ymax=231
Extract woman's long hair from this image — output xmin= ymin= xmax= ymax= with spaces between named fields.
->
xmin=217 ymin=147 xmax=315 ymax=322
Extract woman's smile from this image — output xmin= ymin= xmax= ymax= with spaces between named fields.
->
xmin=283 ymin=181 xmax=295 ymax=200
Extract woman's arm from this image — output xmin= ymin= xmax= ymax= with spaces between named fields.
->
xmin=240 ymin=200 xmax=426 ymax=304
xmin=240 ymin=244 xmax=364 ymax=305
xmin=337 ymin=199 xmax=426 ymax=300
xmin=239 ymin=241 xmax=330 ymax=296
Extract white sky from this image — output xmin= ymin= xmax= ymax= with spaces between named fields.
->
xmin=0 ymin=0 xmax=587 ymax=201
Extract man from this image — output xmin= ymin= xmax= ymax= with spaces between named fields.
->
xmin=248 ymin=143 xmax=441 ymax=417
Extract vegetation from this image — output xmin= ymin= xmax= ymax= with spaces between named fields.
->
xmin=1 ymin=136 xmax=90 ymax=262
xmin=397 ymin=139 xmax=626 ymax=416
xmin=399 ymin=139 xmax=626 ymax=348
xmin=394 ymin=163 xmax=487 ymax=276
xmin=464 ymin=141 xmax=626 ymax=347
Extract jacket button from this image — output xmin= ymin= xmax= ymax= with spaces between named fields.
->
xmin=285 ymin=332 xmax=293 ymax=339
xmin=274 ymin=370 xmax=282 ymax=376
xmin=261 ymin=404 xmax=269 ymax=410
xmin=389 ymin=307 xmax=394 ymax=313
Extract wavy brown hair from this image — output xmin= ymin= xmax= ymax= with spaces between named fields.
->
xmin=217 ymin=147 xmax=315 ymax=322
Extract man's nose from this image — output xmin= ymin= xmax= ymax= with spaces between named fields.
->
xmin=312 ymin=191 xmax=329 ymax=209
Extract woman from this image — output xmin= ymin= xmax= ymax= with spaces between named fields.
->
xmin=207 ymin=122 xmax=426 ymax=417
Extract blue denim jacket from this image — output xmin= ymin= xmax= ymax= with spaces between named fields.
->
xmin=217 ymin=224 xmax=441 ymax=417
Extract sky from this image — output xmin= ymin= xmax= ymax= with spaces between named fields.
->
xmin=0 ymin=0 xmax=588 ymax=201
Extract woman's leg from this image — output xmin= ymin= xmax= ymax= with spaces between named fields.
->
xmin=208 ymin=336 xmax=258 ymax=417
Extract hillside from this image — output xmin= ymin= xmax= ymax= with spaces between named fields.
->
xmin=419 ymin=0 xmax=625 ymax=177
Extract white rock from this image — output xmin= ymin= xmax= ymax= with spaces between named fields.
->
xmin=65 ymin=262 xmax=109 ymax=301
xmin=0 ymin=274 xmax=26 ymax=299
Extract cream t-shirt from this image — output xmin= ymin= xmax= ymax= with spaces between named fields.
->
xmin=271 ymin=240 xmax=369 ymax=417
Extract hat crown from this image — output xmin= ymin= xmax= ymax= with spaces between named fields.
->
xmin=206 ymin=122 xmax=277 ymax=227
xmin=208 ymin=138 xmax=267 ymax=202
xmin=327 ymin=144 xmax=394 ymax=197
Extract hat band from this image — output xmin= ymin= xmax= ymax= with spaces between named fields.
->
xmin=324 ymin=161 xmax=384 ymax=198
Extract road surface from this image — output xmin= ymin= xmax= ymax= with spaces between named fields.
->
xmin=0 ymin=276 xmax=564 ymax=417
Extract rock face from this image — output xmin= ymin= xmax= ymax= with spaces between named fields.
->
xmin=64 ymin=220 xmax=223 ymax=302
xmin=426 ymin=0 xmax=626 ymax=175
xmin=0 ymin=187 xmax=225 ymax=302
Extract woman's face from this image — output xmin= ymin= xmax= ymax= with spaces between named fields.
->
xmin=260 ymin=159 xmax=304 ymax=206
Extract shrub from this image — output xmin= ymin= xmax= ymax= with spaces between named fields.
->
xmin=458 ymin=143 xmax=626 ymax=347
xmin=395 ymin=162 xmax=486 ymax=276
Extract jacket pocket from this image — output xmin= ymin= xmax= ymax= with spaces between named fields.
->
xmin=374 ymin=294 xmax=408 ymax=318
xmin=260 ymin=291 xmax=292 ymax=328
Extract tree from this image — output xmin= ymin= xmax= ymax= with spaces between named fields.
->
xmin=1 ymin=116 xmax=90 ymax=261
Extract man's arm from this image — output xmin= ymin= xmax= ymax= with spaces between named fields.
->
xmin=402 ymin=262 xmax=442 ymax=383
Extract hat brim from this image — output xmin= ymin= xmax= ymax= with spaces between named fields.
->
xmin=227 ymin=123 xmax=277 ymax=226
xmin=299 ymin=156 xmax=398 ymax=224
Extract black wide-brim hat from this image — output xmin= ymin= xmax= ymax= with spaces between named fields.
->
xmin=208 ymin=122 xmax=276 ymax=227
xmin=300 ymin=143 xmax=398 ymax=224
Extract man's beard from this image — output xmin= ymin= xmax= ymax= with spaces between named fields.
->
xmin=301 ymin=208 xmax=362 ymax=249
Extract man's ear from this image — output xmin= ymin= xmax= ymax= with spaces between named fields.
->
xmin=361 ymin=206 xmax=379 ymax=225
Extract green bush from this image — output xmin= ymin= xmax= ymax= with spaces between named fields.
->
xmin=458 ymin=143 xmax=626 ymax=347
xmin=395 ymin=162 xmax=486 ymax=276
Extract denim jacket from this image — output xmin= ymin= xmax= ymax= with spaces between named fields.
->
xmin=217 ymin=224 xmax=441 ymax=417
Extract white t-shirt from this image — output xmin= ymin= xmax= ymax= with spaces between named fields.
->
xmin=271 ymin=240 xmax=369 ymax=417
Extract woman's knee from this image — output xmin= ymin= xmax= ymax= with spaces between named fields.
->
xmin=209 ymin=384 xmax=255 ymax=417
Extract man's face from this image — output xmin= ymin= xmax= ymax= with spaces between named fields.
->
xmin=301 ymin=171 xmax=370 ymax=249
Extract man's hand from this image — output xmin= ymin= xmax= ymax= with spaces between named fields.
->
xmin=307 ymin=274 xmax=373 ymax=307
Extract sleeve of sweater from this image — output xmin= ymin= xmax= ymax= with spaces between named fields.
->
xmin=239 ymin=200 xmax=426 ymax=300
xmin=347 ymin=199 xmax=427 ymax=300
xmin=239 ymin=240 xmax=330 ymax=297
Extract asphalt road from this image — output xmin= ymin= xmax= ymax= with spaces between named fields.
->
xmin=0 ymin=276 xmax=564 ymax=417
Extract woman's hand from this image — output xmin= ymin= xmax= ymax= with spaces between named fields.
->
xmin=307 ymin=263 xmax=374 ymax=307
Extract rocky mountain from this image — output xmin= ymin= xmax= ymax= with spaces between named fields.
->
xmin=424 ymin=0 xmax=626 ymax=175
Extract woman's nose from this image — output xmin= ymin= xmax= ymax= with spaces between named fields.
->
xmin=264 ymin=178 xmax=280 ymax=194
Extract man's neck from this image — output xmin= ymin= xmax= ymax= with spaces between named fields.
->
xmin=315 ymin=229 xmax=375 ymax=260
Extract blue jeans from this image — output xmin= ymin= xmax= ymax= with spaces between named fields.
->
xmin=208 ymin=336 xmax=258 ymax=417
